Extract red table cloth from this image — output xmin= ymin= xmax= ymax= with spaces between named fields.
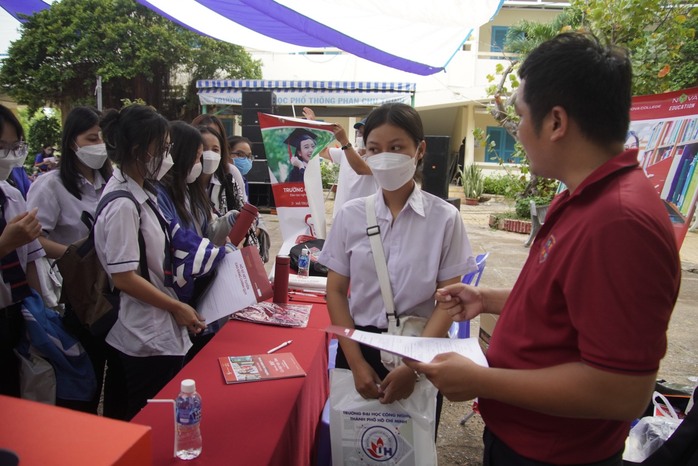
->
xmin=131 ymin=301 xmax=331 ymax=466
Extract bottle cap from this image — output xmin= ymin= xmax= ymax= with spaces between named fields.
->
xmin=181 ymin=379 xmax=196 ymax=393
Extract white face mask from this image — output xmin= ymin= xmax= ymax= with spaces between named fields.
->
xmin=75 ymin=143 xmax=108 ymax=169
xmin=146 ymin=151 xmax=174 ymax=181
xmin=0 ymin=145 xmax=28 ymax=181
xmin=202 ymin=150 xmax=221 ymax=175
xmin=365 ymin=151 xmax=418 ymax=191
xmin=186 ymin=162 xmax=203 ymax=183
xmin=354 ymin=135 xmax=365 ymax=151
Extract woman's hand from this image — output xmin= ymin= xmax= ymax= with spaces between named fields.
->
xmin=352 ymin=360 xmax=382 ymax=399
xmin=290 ymin=156 xmax=304 ymax=168
xmin=170 ymin=301 xmax=207 ymax=334
xmin=379 ymin=365 xmax=417 ymax=404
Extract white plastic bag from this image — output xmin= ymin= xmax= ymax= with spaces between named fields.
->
xmin=380 ymin=316 xmax=427 ymax=371
xmin=623 ymin=392 xmax=683 ymax=462
xmin=14 ymin=348 xmax=56 ymax=405
xmin=329 ymin=368 xmax=438 ymax=466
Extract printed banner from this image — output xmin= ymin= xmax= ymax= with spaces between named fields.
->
xmin=630 ymin=86 xmax=698 ymax=248
xmin=258 ymin=113 xmax=335 ymax=248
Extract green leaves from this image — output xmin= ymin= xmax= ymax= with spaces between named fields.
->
xmin=0 ymin=0 xmax=262 ymax=118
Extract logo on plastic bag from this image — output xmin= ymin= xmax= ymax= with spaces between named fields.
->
xmin=361 ymin=426 xmax=398 ymax=461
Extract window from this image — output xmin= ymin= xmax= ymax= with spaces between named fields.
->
xmin=491 ymin=26 xmax=509 ymax=57
xmin=485 ymin=126 xmax=521 ymax=163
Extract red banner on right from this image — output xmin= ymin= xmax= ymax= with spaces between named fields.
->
xmin=631 ymin=86 xmax=698 ymax=248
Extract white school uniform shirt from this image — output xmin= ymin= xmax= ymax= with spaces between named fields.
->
xmin=94 ymin=169 xmax=191 ymax=357
xmin=0 ymin=182 xmax=45 ymax=308
xmin=328 ymin=147 xmax=378 ymax=218
xmin=27 ymin=169 xmax=106 ymax=245
xmin=319 ymin=187 xmax=477 ymax=328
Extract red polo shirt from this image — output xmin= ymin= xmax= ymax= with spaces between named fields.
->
xmin=479 ymin=149 xmax=681 ymax=464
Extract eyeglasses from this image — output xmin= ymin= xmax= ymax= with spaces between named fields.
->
xmin=0 ymin=141 xmax=28 ymax=159
xmin=231 ymin=150 xmax=254 ymax=160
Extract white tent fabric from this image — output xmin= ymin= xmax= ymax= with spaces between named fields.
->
xmin=136 ymin=0 xmax=505 ymax=76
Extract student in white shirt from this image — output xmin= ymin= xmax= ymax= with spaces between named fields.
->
xmin=301 ymin=108 xmax=377 ymax=217
xmin=97 ymin=105 xmax=206 ymax=421
xmin=27 ymin=106 xmax=113 ymax=413
xmin=318 ymin=103 xmax=476 ymax=419
xmin=0 ymin=104 xmax=44 ymax=397
xmin=28 ymin=107 xmax=112 ymax=257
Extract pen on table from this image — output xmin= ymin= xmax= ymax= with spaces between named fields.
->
xmin=267 ymin=339 xmax=293 ymax=354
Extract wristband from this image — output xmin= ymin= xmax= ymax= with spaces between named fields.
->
xmin=341 ymin=142 xmax=352 ymax=151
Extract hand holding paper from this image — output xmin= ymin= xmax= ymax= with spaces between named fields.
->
xmin=325 ymin=325 xmax=488 ymax=367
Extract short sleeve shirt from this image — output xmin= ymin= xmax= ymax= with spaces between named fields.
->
xmin=328 ymin=147 xmax=378 ymax=218
xmin=319 ymin=187 xmax=476 ymax=328
xmin=27 ymin=170 xmax=106 ymax=245
xmin=0 ymin=182 xmax=45 ymax=308
xmin=95 ymin=170 xmax=191 ymax=357
xmin=480 ymin=149 xmax=681 ymax=463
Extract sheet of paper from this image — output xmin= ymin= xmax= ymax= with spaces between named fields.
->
xmin=198 ymin=251 xmax=257 ymax=323
xmin=326 ymin=325 xmax=489 ymax=367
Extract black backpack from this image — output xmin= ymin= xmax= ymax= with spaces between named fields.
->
xmin=289 ymin=238 xmax=328 ymax=277
xmin=56 ymin=191 xmax=148 ymax=337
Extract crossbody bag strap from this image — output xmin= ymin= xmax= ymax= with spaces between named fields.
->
xmin=94 ymin=190 xmax=150 ymax=282
xmin=365 ymin=194 xmax=399 ymax=327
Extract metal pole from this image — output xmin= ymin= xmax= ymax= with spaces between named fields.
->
xmin=95 ymin=76 xmax=103 ymax=111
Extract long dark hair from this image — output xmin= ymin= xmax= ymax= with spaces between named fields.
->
xmin=162 ymin=121 xmax=211 ymax=228
xmin=0 ymin=104 xmax=25 ymax=141
xmin=100 ymin=105 xmax=169 ymax=191
xmin=60 ymin=106 xmax=113 ymax=199
xmin=198 ymin=125 xmax=242 ymax=212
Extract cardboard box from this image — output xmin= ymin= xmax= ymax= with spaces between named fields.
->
xmin=0 ymin=395 xmax=151 ymax=466
xmin=478 ymin=313 xmax=499 ymax=353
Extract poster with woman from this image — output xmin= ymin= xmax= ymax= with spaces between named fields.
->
xmin=258 ymin=113 xmax=335 ymax=247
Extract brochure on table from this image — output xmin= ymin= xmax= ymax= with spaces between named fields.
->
xmin=218 ymin=352 xmax=306 ymax=384
xmin=326 ymin=325 xmax=489 ymax=367
xmin=197 ymin=246 xmax=273 ymax=323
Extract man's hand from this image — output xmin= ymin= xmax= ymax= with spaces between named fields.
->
xmin=404 ymin=353 xmax=483 ymax=401
xmin=434 ymin=283 xmax=485 ymax=322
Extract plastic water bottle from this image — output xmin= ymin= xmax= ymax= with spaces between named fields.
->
xmin=297 ymin=247 xmax=310 ymax=277
xmin=175 ymin=379 xmax=202 ymax=460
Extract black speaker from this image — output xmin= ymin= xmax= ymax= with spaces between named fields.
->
xmin=242 ymin=125 xmax=263 ymax=144
xmin=251 ymin=142 xmax=267 ymax=159
xmin=242 ymin=108 xmax=271 ymax=126
xmin=247 ymin=159 xmax=270 ymax=183
xmin=241 ymin=91 xmax=276 ymax=109
xmin=421 ymin=135 xmax=450 ymax=199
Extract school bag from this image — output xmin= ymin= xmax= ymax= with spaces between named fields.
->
xmin=56 ymin=191 xmax=148 ymax=338
xmin=289 ymin=238 xmax=328 ymax=276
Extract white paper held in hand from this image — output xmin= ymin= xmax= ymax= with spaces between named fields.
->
xmin=326 ymin=325 xmax=489 ymax=367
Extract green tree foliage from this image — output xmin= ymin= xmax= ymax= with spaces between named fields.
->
xmin=0 ymin=0 xmax=262 ymax=120
xmin=572 ymin=0 xmax=697 ymax=95
xmin=27 ymin=111 xmax=62 ymax=161
xmin=482 ymin=0 xmax=696 ymax=199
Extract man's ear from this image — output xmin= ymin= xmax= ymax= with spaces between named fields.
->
xmin=549 ymin=106 xmax=568 ymax=141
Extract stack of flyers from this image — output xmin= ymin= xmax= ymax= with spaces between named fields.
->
xmin=231 ymin=302 xmax=312 ymax=328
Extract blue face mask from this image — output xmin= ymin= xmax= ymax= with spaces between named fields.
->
xmin=233 ymin=157 xmax=253 ymax=176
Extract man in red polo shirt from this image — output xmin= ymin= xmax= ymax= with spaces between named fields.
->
xmin=406 ymin=33 xmax=681 ymax=465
